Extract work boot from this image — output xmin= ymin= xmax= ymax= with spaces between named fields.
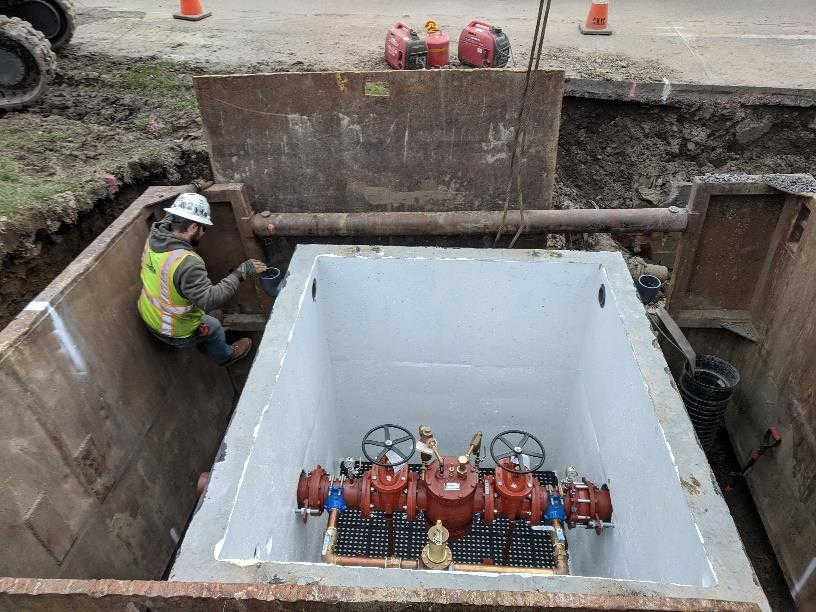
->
xmin=221 ymin=337 xmax=252 ymax=366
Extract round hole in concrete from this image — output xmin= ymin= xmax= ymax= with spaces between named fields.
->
xmin=598 ymin=284 xmax=605 ymax=308
xmin=312 ymin=278 xmax=317 ymax=301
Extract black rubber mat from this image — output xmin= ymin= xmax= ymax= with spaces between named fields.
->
xmin=334 ymin=466 xmax=561 ymax=568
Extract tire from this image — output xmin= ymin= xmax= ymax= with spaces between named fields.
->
xmin=43 ymin=0 xmax=74 ymax=50
xmin=1 ymin=0 xmax=76 ymax=50
xmin=0 ymin=15 xmax=56 ymax=110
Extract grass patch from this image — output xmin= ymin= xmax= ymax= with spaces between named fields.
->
xmin=0 ymin=156 xmax=80 ymax=216
xmin=121 ymin=61 xmax=198 ymax=111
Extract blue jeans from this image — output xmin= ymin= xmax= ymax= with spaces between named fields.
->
xmin=150 ymin=314 xmax=233 ymax=364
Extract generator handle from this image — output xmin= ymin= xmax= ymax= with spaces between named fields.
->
xmin=394 ymin=21 xmax=411 ymax=31
xmin=467 ymin=19 xmax=493 ymax=29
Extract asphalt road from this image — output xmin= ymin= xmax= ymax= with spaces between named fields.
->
xmin=71 ymin=0 xmax=816 ymax=88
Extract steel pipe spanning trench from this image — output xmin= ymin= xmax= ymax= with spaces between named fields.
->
xmin=251 ymin=207 xmax=688 ymax=237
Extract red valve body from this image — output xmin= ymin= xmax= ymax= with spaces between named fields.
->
xmin=297 ymin=457 xmax=611 ymax=538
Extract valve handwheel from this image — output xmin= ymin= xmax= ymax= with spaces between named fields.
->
xmin=490 ymin=430 xmax=546 ymax=474
xmin=361 ymin=424 xmax=416 ymax=467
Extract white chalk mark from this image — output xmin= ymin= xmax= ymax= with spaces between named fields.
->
xmin=403 ymin=119 xmax=410 ymax=165
xmin=481 ymin=121 xmax=513 ymax=164
xmin=673 ymin=27 xmax=714 ymax=83
xmin=661 ymin=78 xmax=671 ymax=104
xmin=653 ymin=29 xmax=816 ymax=41
xmin=738 ymin=34 xmax=816 ymax=40
xmin=793 ymin=556 xmax=816 ymax=598
xmin=25 ymin=301 xmax=87 ymax=373
xmin=384 ymin=120 xmax=397 ymax=146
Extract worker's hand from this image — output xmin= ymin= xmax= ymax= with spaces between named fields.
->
xmin=237 ymin=259 xmax=267 ymax=280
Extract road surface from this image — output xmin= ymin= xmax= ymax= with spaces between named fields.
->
xmin=72 ymin=0 xmax=816 ymax=88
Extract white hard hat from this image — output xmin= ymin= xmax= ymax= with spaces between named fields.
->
xmin=163 ymin=193 xmax=213 ymax=226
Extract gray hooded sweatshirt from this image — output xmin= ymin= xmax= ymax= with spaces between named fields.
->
xmin=148 ymin=214 xmax=242 ymax=312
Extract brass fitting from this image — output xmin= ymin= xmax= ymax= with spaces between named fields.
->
xmin=421 ymin=520 xmax=452 ymax=570
xmin=466 ymin=431 xmax=483 ymax=457
xmin=418 ymin=424 xmax=445 ymax=472
xmin=418 ymin=424 xmax=433 ymax=442
xmin=456 ymin=455 xmax=469 ymax=477
xmin=548 ymin=519 xmax=570 ymax=575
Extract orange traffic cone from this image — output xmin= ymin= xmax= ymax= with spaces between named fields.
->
xmin=173 ymin=0 xmax=211 ymax=21
xmin=579 ymin=0 xmax=613 ymax=35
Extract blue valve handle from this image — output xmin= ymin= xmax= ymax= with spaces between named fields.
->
xmin=543 ymin=492 xmax=567 ymax=521
xmin=325 ymin=484 xmax=347 ymax=512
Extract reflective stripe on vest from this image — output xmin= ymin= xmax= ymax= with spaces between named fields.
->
xmin=138 ymin=241 xmax=204 ymax=338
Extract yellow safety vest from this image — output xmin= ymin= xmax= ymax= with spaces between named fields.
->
xmin=137 ymin=241 xmax=204 ymax=338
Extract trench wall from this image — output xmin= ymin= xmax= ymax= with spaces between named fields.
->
xmin=681 ymin=217 xmax=816 ymax=606
xmin=0 ymin=187 xmax=236 ymax=579
xmin=195 ymin=70 xmax=564 ymax=213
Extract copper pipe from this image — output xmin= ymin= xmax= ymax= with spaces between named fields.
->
xmin=251 ymin=207 xmax=688 ymax=237
xmin=321 ymin=509 xmax=340 ymax=564
xmin=322 ymin=509 xmax=417 ymax=569
xmin=386 ymin=513 xmax=395 ymax=558
xmin=451 ymin=563 xmax=556 ymax=575
xmin=335 ymin=556 xmax=418 ymax=569
xmin=548 ymin=519 xmax=570 ymax=575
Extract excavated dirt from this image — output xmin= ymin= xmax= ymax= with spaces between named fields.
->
xmin=555 ymin=99 xmax=816 ymax=210
xmin=0 ymin=51 xmax=211 ymax=329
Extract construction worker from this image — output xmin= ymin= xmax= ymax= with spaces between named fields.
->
xmin=137 ymin=193 xmax=266 ymax=366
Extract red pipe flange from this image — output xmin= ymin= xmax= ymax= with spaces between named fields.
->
xmin=406 ymin=471 xmax=418 ymax=521
xmin=360 ymin=470 xmax=372 ymax=518
xmin=483 ymin=475 xmax=495 ymax=524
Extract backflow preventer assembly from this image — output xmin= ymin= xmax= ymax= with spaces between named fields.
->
xmin=297 ymin=424 xmax=613 ymax=574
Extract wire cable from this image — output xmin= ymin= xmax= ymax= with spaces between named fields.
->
xmin=494 ymin=0 xmax=553 ymax=248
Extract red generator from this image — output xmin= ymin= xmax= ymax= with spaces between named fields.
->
xmin=385 ymin=22 xmax=428 ymax=70
xmin=458 ymin=20 xmax=511 ymax=68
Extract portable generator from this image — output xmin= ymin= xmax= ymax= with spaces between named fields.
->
xmin=457 ymin=19 xmax=510 ymax=68
xmin=385 ymin=21 xmax=428 ymax=70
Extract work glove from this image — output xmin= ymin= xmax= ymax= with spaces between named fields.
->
xmin=237 ymin=259 xmax=267 ymax=281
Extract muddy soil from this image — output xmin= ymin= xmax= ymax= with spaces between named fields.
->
xmin=556 ymin=99 xmax=816 ymax=210
xmin=0 ymin=52 xmax=212 ymax=329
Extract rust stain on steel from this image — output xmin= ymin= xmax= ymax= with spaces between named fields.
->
xmin=250 ymin=208 xmax=688 ymax=237
xmin=194 ymin=70 xmax=564 ymax=214
xmin=335 ymin=72 xmax=349 ymax=92
xmin=667 ymin=175 xmax=816 ymax=606
xmin=0 ymin=577 xmax=761 ymax=610
xmin=669 ymin=179 xmax=803 ymax=337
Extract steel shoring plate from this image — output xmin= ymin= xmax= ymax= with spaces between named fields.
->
xmin=334 ymin=466 xmax=561 ymax=568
